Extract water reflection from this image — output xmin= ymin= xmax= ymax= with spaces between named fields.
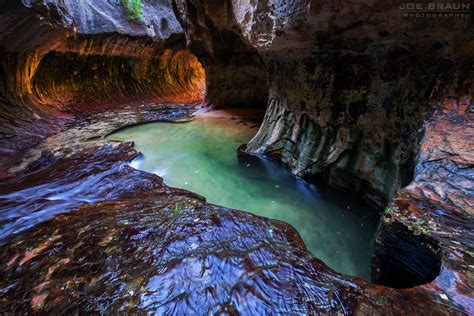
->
xmin=108 ymin=117 xmax=379 ymax=279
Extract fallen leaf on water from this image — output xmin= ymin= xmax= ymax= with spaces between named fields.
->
xmin=20 ymin=235 xmax=62 ymax=266
xmin=20 ymin=250 xmax=40 ymax=266
xmin=99 ymin=235 xmax=113 ymax=246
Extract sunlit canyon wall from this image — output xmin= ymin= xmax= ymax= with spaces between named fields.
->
xmin=0 ymin=0 xmax=205 ymax=176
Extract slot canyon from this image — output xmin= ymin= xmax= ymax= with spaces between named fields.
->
xmin=0 ymin=0 xmax=473 ymax=314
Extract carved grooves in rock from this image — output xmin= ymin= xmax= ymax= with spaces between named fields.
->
xmin=371 ymin=221 xmax=442 ymax=288
xmin=30 ymin=48 xmax=205 ymax=112
xmin=0 ymin=33 xmax=206 ymax=175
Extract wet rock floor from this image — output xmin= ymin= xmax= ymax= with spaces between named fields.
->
xmin=107 ymin=117 xmax=379 ymax=279
xmin=0 ymin=104 xmax=470 ymax=314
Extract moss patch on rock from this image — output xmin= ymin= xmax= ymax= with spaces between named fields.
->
xmin=120 ymin=0 xmax=142 ymax=21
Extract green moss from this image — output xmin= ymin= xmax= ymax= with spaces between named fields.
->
xmin=173 ymin=204 xmax=180 ymax=213
xmin=383 ymin=208 xmax=392 ymax=217
xmin=408 ymin=219 xmax=431 ymax=236
xmin=120 ymin=0 xmax=142 ymax=21
xmin=418 ymin=226 xmax=430 ymax=236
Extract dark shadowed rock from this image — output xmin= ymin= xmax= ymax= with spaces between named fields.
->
xmin=173 ymin=0 xmax=269 ymax=109
xmin=0 ymin=106 xmax=464 ymax=314
xmin=0 ymin=0 xmax=472 ymax=314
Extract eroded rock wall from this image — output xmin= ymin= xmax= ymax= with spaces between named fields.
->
xmin=372 ymin=95 xmax=473 ymax=312
xmin=175 ymin=0 xmax=473 ymax=207
xmin=173 ymin=0 xmax=269 ymax=108
xmin=0 ymin=0 xmax=205 ymax=176
xmin=174 ymin=2 xmax=473 ymax=311
xmin=246 ymin=1 xmax=472 ymax=207
xmin=31 ymin=47 xmax=204 ymax=111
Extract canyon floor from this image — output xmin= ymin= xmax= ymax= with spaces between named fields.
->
xmin=0 ymin=103 xmax=471 ymax=314
xmin=0 ymin=0 xmax=473 ymax=314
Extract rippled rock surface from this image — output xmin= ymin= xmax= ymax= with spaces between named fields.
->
xmin=0 ymin=193 xmax=446 ymax=314
xmin=2 ymin=190 xmax=351 ymax=313
xmin=0 ymin=106 xmax=468 ymax=314
xmin=0 ymin=0 xmax=472 ymax=314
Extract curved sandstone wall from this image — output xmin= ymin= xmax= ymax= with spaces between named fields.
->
xmin=31 ymin=47 xmax=204 ymax=111
xmin=0 ymin=0 xmax=474 ymax=314
xmin=0 ymin=0 xmax=205 ymax=175
xmin=174 ymin=0 xmax=473 ymax=310
xmin=174 ymin=0 xmax=473 ymax=208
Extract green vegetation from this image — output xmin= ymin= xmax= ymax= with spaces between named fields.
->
xmin=410 ymin=220 xmax=430 ymax=236
xmin=173 ymin=204 xmax=180 ymax=214
xmin=120 ymin=0 xmax=142 ymax=21
xmin=417 ymin=225 xmax=430 ymax=236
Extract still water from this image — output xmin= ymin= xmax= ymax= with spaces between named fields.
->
xmin=107 ymin=116 xmax=379 ymax=280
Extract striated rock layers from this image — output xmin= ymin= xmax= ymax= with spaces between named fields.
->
xmin=0 ymin=0 xmax=205 ymax=176
xmin=174 ymin=0 xmax=474 ymax=313
xmin=0 ymin=0 xmax=473 ymax=314
xmin=174 ymin=0 xmax=473 ymax=209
